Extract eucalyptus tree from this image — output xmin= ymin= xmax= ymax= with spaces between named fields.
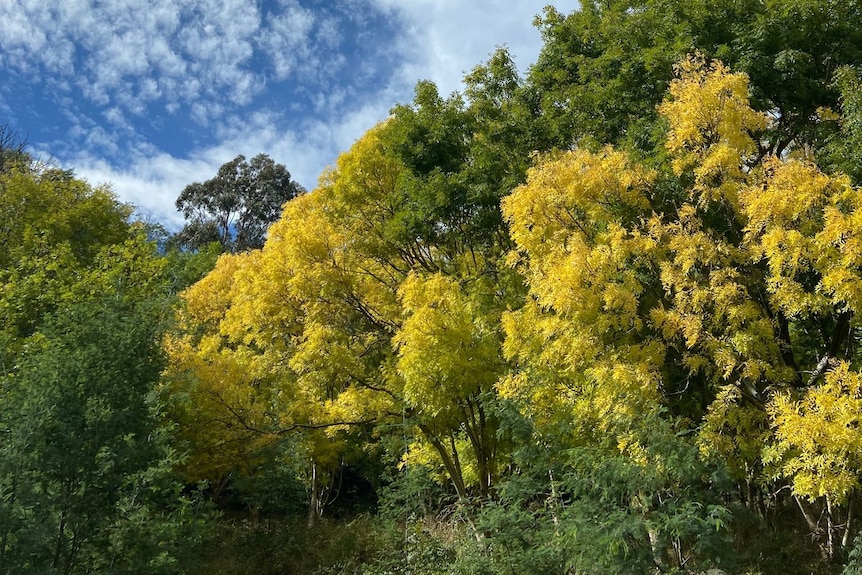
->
xmin=174 ymin=153 xmax=304 ymax=253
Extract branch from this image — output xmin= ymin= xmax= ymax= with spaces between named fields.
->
xmin=272 ymin=418 xmax=378 ymax=436
xmin=204 ymin=388 xmax=375 ymax=437
xmin=807 ymin=354 xmax=838 ymax=387
xmin=806 ymin=311 xmax=853 ymax=387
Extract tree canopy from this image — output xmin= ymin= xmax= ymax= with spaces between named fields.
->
xmin=0 ymin=167 xmax=206 ymax=573
xmin=174 ymin=153 xmax=305 ymax=253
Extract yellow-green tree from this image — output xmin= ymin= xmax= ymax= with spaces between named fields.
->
xmin=0 ymin=166 xmax=205 ymax=574
xmin=502 ymin=55 xmax=862 ymax=562
xmin=167 ymin=83 xmax=522 ymax=502
xmin=0 ymin=166 xmax=132 ymax=343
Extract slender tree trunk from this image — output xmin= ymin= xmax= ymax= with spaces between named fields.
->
xmin=548 ymin=470 xmax=560 ymax=536
xmin=843 ymin=495 xmax=855 ymax=549
xmin=647 ymin=527 xmax=666 ymax=571
xmin=308 ymin=459 xmax=319 ymax=527
xmin=53 ymin=510 xmax=67 ymax=570
xmin=826 ymin=495 xmax=835 ymax=561
xmin=418 ymin=424 xmax=467 ymax=499
xmin=795 ymin=495 xmax=820 ymax=534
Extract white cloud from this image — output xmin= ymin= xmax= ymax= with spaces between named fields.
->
xmin=4 ymin=0 xmax=584 ymax=232
xmin=0 ymin=0 xmax=270 ymax=121
xmin=258 ymin=0 xmax=317 ymax=81
xmin=369 ymin=0 xmax=579 ymax=97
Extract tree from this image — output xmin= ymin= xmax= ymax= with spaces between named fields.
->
xmin=502 ymin=55 xmax=862 ymax=565
xmin=0 ymin=166 xmax=134 ymax=346
xmin=822 ymin=65 xmax=862 ymax=185
xmin=0 ymin=124 xmax=28 ymax=174
xmin=174 ymin=153 xmax=304 ymax=253
xmin=528 ymin=0 xmax=862 ymax=156
xmin=0 ymin=298 xmax=206 ymax=574
xmin=0 ymin=163 xmax=209 ymax=573
xmin=165 ymin=66 xmax=532 ymax=505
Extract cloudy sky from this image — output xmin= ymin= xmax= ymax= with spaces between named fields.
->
xmin=0 ymin=0 xmax=578 ymax=228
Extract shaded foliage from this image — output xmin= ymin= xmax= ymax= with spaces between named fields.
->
xmin=0 ymin=298 xmax=207 ymax=574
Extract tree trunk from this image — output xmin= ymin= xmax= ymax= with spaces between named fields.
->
xmin=827 ymin=495 xmax=835 ymax=561
xmin=53 ymin=510 xmax=67 ymax=570
xmin=418 ymin=425 xmax=468 ymax=499
xmin=794 ymin=495 xmax=820 ymax=534
xmin=308 ymin=459 xmax=319 ymax=527
xmin=843 ymin=495 xmax=855 ymax=549
xmin=647 ymin=528 xmax=666 ymax=571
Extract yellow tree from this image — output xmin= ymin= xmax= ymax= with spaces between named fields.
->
xmin=163 ymin=252 xmax=278 ymax=488
xmin=164 ymin=244 xmax=353 ymax=522
xmin=167 ymin=111 xmax=518 ymax=503
xmin=502 ymin=55 xmax=862 ymax=562
xmin=395 ymin=273 xmax=505 ymax=497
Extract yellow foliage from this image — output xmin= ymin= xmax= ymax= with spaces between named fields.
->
xmin=740 ymin=158 xmax=859 ymax=317
xmin=659 ymin=55 xmax=767 ymax=206
xmin=766 ymin=363 xmax=862 ymax=504
xmin=503 ymin=146 xmax=654 ymax=265
xmin=394 ymin=273 xmax=502 ymax=421
xmin=180 ymin=252 xmax=251 ymax=333
xmin=500 ymin=54 xmax=862 ymax=490
xmin=502 ymin=146 xmax=664 ymax=441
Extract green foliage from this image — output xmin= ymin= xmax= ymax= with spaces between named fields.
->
xmin=0 ymin=298 xmax=207 ymax=574
xmin=529 ymin=1 xmax=693 ymax=150
xmin=0 ymin=166 xmax=131 ymax=269
xmin=822 ymin=65 xmax=862 ymax=184
xmin=731 ymin=0 xmax=862 ymax=155
xmin=6 ymin=3 xmax=859 ymax=572
xmin=163 ymin=241 xmax=223 ymax=292
xmin=0 ymin=167 xmax=134 ymax=343
xmin=174 ymin=153 xmax=304 ymax=252
xmin=457 ymin=410 xmax=731 ymax=575
xmin=554 ymin=427 xmax=731 ymax=574
xmin=529 ymin=0 xmax=862 ymax=156
xmin=844 ymin=533 xmax=862 ymax=575
xmin=0 ymin=163 xmax=212 ymax=573
xmin=187 ymin=515 xmax=414 ymax=575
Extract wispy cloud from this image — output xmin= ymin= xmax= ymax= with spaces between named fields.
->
xmin=3 ymin=0 xmax=578 ymax=230
xmin=0 ymin=0 xmax=319 ymax=123
xmin=258 ymin=0 xmax=317 ymax=81
xmin=371 ymin=0 xmax=578 ymax=95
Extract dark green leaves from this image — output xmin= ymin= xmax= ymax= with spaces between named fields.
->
xmin=0 ymin=298 xmax=205 ymax=574
xmin=174 ymin=153 xmax=305 ymax=253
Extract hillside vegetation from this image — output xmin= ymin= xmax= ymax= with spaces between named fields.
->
xmin=3 ymin=2 xmax=862 ymax=573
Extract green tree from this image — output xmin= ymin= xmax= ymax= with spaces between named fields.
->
xmin=0 ymin=163 xmax=209 ymax=573
xmin=822 ymin=65 xmax=862 ymax=184
xmin=0 ymin=297 xmax=206 ymax=574
xmin=174 ymin=153 xmax=305 ymax=253
xmin=529 ymin=0 xmax=862 ymax=156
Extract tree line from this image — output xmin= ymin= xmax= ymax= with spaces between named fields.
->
xmin=3 ymin=1 xmax=862 ymax=573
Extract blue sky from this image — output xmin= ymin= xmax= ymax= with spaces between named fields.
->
xmin=0 ymin=0 xmax=577 ymax=229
